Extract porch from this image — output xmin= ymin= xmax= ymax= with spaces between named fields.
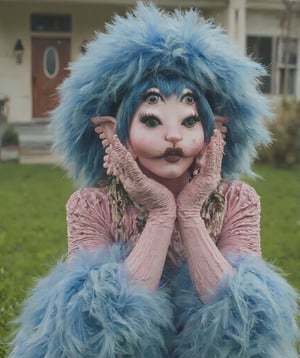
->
xmin=0 ymin=120 xmax=61 ymax=164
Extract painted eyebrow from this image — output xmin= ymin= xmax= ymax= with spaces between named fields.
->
xmin=142 ymin=89 xmax=165 ymax=102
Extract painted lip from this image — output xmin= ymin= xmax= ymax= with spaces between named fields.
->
xmin=156 ymin=147 xmax=185 ymax=162
xmin=159 ymin=147 xmax=184 ymax=157
xmin=163 ymin=155 xmax=181 ymax=163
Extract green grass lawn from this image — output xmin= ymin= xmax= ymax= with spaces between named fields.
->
xmin=0 ymin=162 xmax=299 ymax=355
xmin=246 ymin=165 xmax=300 ymax=289
xmin=0 ymin=163 xmax=74 ymax=356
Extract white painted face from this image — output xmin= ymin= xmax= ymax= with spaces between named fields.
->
xmin=129 ymin=88 xmax=205 ymax=180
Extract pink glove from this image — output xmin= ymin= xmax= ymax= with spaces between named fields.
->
xmin=92 ymin=116 xmax=176 ymax=291
xmin=93 ymin=116 xmax=176 ymax=222
xmin=176 ymin=130 xmax=233 ymax=300
xmin=177 ymin=129 xmax=225 ymax=217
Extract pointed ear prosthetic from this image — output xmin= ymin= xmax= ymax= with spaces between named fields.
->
xmin=92 ymin=116 xmax=137 ymax=160
xmin=51 ymin=2 xmax=272 ymax=187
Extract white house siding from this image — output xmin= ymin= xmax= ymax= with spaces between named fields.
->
xmin=0 ymin=2 xmax=129 ymax=123
xmin=247 ymin=8 xmax=300 ymax=99
xmin=0 ymin=3 xmax=32 ymax=123
xmin=0 ymin=1 xmax=299 ymax=124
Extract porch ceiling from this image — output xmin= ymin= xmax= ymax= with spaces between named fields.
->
xmin=2 ymin=0 xmax=299 ymax=11
xmin=0 ymin=0 xmax=228 ymax=8
xmin=247 ymin=0 xmax=300 ymax=10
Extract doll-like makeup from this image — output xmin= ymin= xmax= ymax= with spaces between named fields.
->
xmin=128 ymin=88 xmax=205 ymax=180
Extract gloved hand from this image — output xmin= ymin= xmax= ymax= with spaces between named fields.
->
xmin=93 ymin=116 xmax=176 ymax=222
xmin=92 ymin=116 xmax=176 ymax=291
xmin=177 ymin=129 xmax=225 ymax=217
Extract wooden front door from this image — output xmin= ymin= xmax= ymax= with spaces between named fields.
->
xmin=32 ymin=38 xmax=70 ymax=118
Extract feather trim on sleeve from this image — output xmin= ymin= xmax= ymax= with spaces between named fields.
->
xmin=171 ymin=255 xmax=299 ymax=358
xmin=9 ymin=244 xmax=173 ymax=358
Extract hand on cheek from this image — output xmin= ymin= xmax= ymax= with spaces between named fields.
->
xmin=192 ymin=146 xmax=207 ymax=176
xmin=191 ymin=115 xmax=228 ymax=177
xmin=91 ymin=116 xmax=176 ymax=217
xmin=177 ymin=130 xmax=225 ymax=214
xmin=199 ymin=130 xmax=225 ymax=181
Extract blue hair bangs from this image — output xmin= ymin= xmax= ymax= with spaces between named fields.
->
xmin=51 ymin=2 xmax=272 ymax=186
xmin=116 ymin=75 xmax=215 ymax=145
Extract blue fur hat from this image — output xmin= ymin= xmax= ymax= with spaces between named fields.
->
xmin=51 ymin=2 xmax=271 ymax=187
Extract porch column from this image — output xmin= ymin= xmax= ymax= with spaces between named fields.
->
xmin=227 ymin=0 xmax=246 ymax=55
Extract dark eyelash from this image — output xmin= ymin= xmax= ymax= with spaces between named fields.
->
xmin=186 ymin=114 xmax=201 ymax=122
xmin=138 ymin=112 xmax=161 ymax=123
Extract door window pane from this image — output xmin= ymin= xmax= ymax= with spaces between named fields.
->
xmin=43 ymin=47 xmax=59 ymax=78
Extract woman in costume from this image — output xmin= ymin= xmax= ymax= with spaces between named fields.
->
xmin=10 ymin=3 xmax=299 ymax=357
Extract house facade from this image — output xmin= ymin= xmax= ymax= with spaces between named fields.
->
xmin=0 ymin=0 xmax=299 ymax=124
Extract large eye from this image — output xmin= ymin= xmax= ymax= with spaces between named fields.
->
xmin=143 ymin=91 xmax=162 ymax=105
xmin=182 ymin=93 xmax=196 ymax=105
xmin=139 ymin=114 xmax=161 ymax=128
xmin=182 ymin=115 xmax=200 ymax=128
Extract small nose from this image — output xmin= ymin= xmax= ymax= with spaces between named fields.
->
xmin=165 ymin=130 xmax=182 ymax=144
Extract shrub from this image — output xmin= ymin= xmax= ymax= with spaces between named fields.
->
xmin=0 ymin=96 xmax=9 ymax=122
xmin=258 ymin=99 xmax=300 ymax=167
xmin=1 ymin=124 xmax=19 ymax=147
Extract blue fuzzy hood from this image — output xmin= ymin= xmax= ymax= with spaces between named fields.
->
xmin=51 ymin=2 xmax=272 ymax=186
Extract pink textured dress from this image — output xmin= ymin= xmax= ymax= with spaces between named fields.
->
xmin=67 ymin=181 xmax=261 ymax=267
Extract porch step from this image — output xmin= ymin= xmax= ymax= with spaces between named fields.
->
xmin=15 ymin=122 xmax=54 ymax=149
xmin=0 ymin=121 xmax=62 ymax=165
xmin=20 ymin=147 xmax=62 ymax=165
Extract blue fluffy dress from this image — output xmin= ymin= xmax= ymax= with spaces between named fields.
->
xmin=9 ymin=244 xmax=299 ymax=357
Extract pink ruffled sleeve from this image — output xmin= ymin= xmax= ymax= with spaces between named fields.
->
xmin=66 ymin=188 xmax=113 ymax=256
xmin=217 ymin=181 xmax=261 ymax=256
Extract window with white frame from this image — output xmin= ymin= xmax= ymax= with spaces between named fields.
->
xmin=247 ymin=36 xmax=272 ymax=94
xmin=247 ymin=35 xmax=298 ymax=96
xmin=276 ymin=37 xmax=298 ymax=95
